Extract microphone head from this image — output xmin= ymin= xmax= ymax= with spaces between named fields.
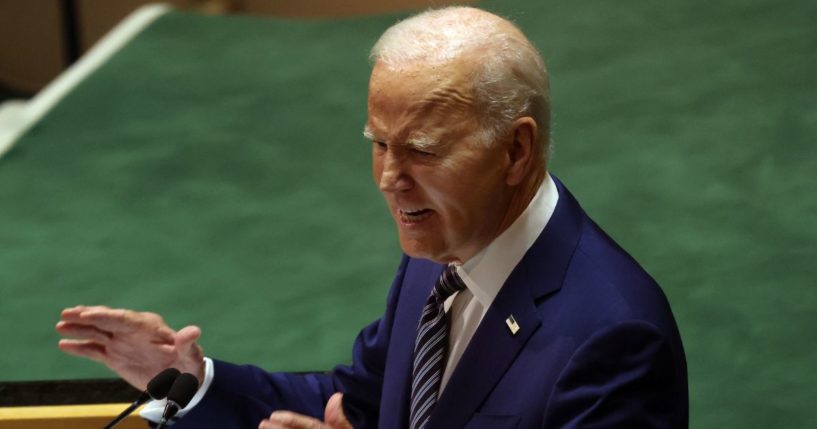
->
xmin=165 ymin=372 xmax=199 ymax=414
xmin=146 ymin=368 xmax=182 ymax=400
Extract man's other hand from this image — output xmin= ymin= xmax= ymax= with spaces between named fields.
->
xmin=259 ymin=393 xmax=352 ymax=429
xmin=56 ymin=305 xmax=205 ymax=390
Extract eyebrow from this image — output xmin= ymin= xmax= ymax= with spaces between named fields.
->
xmin=405 ymin=134 xmax=440 ymax=150
xmin=362 ymin=125 xmax=378 ymax=141
xmin=362 ymin=125 xmax=441 ymax=151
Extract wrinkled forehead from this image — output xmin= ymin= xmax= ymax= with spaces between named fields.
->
xmin=368 ymin=56 xmax=477 ymax=92
xmin=368 ymin=60 xmax=477 ymax=120
xmin=366 ymin=62 xmax=480 ymax=144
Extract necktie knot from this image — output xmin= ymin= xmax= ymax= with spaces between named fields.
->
xmin=433 ymin=265 xmax=466 ymax=302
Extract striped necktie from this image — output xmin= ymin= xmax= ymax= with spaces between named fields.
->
xmin=409 ymin=265 xmax=466 ymax=429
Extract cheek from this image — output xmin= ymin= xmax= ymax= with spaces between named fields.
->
xmin=372 ymin=157 xmax=383 ymax=185
xmin=423 ymin=157 xmax=486 ymax=209
xmin=427 ymin=170 xmax=506 ymax=223
xmin=422 ymin=179 xmax=472 ymax=219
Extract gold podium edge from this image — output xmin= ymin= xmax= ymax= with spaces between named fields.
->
xmin=0 ymin=403 xmax=148 ymax=428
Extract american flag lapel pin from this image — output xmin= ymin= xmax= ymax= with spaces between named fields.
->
xmin=505 ymin=315 xmax=520 ymax=335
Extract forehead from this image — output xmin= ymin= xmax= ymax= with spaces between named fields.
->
xmin=367 ymin=61 xmax=478 ymax=139
xmin=368 ymin=60 xmax=473 ymax=104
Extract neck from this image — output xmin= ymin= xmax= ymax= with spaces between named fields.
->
xmin=451 ymin=166 xmax=546 ymax=265
xmin=496 ymin=166 xmax=546 ymax=235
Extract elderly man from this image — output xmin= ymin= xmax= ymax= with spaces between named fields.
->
xmin=56 ymin=6 xmax=688 ymax=429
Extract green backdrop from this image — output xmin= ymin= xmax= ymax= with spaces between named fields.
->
xmin=1 ymin=0 xmax=814 ymax=427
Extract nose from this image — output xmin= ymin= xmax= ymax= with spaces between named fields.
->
xmin=378 ymin=151 xmax=413 ymax=193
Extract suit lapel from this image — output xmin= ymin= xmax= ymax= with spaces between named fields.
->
xmin=426 ymin=176 xmax=584 ymax=427
xmin=429 ymin=270 xmax=541 ymax=428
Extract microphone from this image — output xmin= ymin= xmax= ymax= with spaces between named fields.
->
xmin=102 ymin=368 xmax=181 ymax=429
xmin=156 ymin=372 xmax=199 ymax=429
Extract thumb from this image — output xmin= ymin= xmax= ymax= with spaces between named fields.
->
xmin=174 ymin=325 xmax=205 ymax=381
xmin=175 ymin=325 xmax=201 ymax=348
xmin=324 ymin=393 xmax=352 ymax=429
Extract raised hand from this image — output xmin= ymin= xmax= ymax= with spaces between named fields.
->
xmin=56 ymin=305 xmax=205 ymax=390
xmin=258 ymin=393 xmax=352 ymax=429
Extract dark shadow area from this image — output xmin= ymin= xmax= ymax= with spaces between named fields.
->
xmin=0 ymin=82 xmax=34 ymax=102
xmin=0 ymin=379 xmax=139 ymax=406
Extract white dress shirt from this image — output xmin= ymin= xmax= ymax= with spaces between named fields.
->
xmin=142 ymin=174 xmax=559 ymax=420
xmin=441 ymin=173 xmax=558 ymax=391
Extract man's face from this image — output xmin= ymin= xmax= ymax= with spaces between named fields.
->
xmin=366 ymin=62 xmax=514 ymax=264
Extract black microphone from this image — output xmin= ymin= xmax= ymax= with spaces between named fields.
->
xmin=156 ymin=372 xmax=199 ymax=429
xmin=102 ymin=368 xmax=181 ymax=429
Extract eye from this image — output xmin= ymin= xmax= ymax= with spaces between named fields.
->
xmin=412 ymin=148 xmax=435 ymax=157
xmin=373 ymin=141 xmax=387 ymax=151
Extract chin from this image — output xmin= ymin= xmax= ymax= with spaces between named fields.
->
xmin=399 ymin=239 xmax=454 ymax=264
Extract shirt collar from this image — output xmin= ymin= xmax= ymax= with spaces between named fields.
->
xmin=453 ymin=173 xmax=559 ymax=308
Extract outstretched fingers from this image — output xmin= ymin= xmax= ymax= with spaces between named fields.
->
xmin=60 ymin=306 xmax=176 ymax=344
xmin=60 ymin=305 xmax=110 ymax=321
xmin=55 ymin=321 xmax=113 ymax=343
xmin=78 ymin=308 xmax=144 ymax=333
xmin=56 ymin=305 xmax=206 ymax=391
xmin=58 ymin=339 xmax=107 ymax=362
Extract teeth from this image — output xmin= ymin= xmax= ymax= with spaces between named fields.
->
xmin=399 ymin=208 xmax=433 ymax=223
xmin=401 ymin=208 xmax=426 ymax=215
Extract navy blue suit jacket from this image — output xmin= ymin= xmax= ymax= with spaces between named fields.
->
xmin=176 ymin=178 xmax=688 ymax=428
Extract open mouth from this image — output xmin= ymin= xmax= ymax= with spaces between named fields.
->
xmin=399 ymin=208 xmax=434 ymax=224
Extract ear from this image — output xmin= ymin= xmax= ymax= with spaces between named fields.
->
xmin=505 ymin=117 xmax=538 ymax=186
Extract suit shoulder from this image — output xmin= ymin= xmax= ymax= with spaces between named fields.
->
xmin=552 ymin=217 xmax=679 ymax=336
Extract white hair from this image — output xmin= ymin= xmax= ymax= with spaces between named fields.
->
xmin=370 ymin=7 xmax=551 ymax=160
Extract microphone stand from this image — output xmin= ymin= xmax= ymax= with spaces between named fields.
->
xmin=102 ymin=392 xmax=149 ymax=429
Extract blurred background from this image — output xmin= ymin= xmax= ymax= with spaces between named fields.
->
xmin=0 ymin=0 xmax=456 ymax=96
xmin=1 ymin=0 xmax=815 ymax=427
